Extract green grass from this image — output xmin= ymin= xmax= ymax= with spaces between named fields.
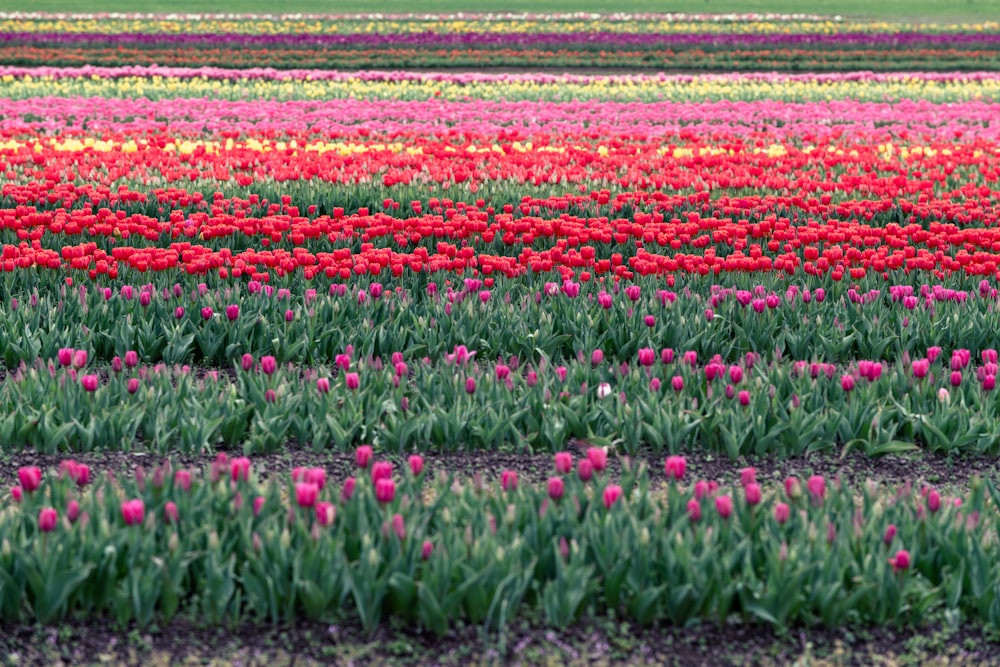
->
xmin=2 ymin=0 xmax=999 ymax=21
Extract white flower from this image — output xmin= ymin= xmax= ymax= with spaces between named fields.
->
xmin=597 ymin=382 xmax=612 ymax=399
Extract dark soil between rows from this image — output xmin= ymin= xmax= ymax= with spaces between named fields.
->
xmin=1 ymin=445 xmax=995 ymax=493
xmin=2 ymin=613 xmax=999 ymax=666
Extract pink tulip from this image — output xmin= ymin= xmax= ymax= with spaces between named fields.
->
xmin=738 ymin=390 xmax=750 ymax=406
xmin=315 ymin=502 xmax=336 ymax=526
xmin=602 ymin=484 xmax=623 ymax=509
xmin=345 ymin=372 xmax=360 ymax=390
xmin=38 ymin=507 xmax=58 ymax=532
xmin=554 ymin=452 xmax=573 ymax=474
xmin=121 ymin=499 xmax=145 ymax=526
xmin=774 ymin=502 xmax=790 ymax=524
xmin=391 ymin=513 xmax=406 ymax=540
xmin=253 ymin=496 xmax=265 ymax=516
xmin=355 ymin=445 xmax=373 ymax=468
xmin=341 ymin=477 xmax=356 ymax=502
xmin=296 ymin=482 xmax=319 ymax=508
xmin=127 ymin=378 xmax=140 ymax=393
xmin=884 ymin=524 xmax=897 ymax=545
xmin=465 ymin=377 xmax=476 ymax=394
xmin=637 ymin=348 xmax=655 ymax=367
xmin=889 ymin=549 xmax=910 ymax=573
xmin=840 ymin=375 xmax=855 ymax=392
xmin=18 ymin=467 xmax=41 ymax=493
xmin=591 ymin=349 xmax=604 ymax=366
xmin=577 ymin=459 xmax=593 ymax=482
xmin=260 ymin=355 xmax=277 ymax=375
xmin=231 ymin=457 xmax=252 ymax=483
xmin=547 ymin=476 xmax=564 ymax=501
xmin=11 ymin=486 xmax=22 ymax=502
xmin=927 ymin=489 xmax=941 ymax=513
xmin=80 ymin=374 xmax=99 ymax=392
xmin=744 ymin=483 xmax=762 ymax=506
xmin=375 ymin=478 xmax=396 ymax=504
xmin=784 ymin=477 xmax=802 ymax=500
xmin=371 ymin=461 xmax=393 ymax=483
xmin=665 ymin=456 xmax=687 ymax=481
xmin=225 ymin=304 xmax=239 ymax=321
xmin=671 ymin=376 xmax=684 ymax=392
xmin=715 ymin=495 xmax=733 ymax=519
xmin=57 ymin=348 xmax=73 ymax=367
xmin=317 ymin=377 xmax=330 ymax=393
xmin=66 ymin=500 xmax=80 ymax=523
xmin=807 ymin=475 xmax=826 ymax=503
xmin=305 ymin=467 xmax=326 ymax=490
xmin=164 ymin=502 xmax=179 ymax=524
xmin=687 ymin=499 xmax=701 ymax=522
xmin=201 ymin=307 xmax=213 ymax=320
xmin=501 ymin=470 xmax=518 ymax=492
xmin=174 ymin=469 xmax=192 ymax=492
xmin=408 ymin=454 xmax=424 ymax=476
xmin=421 ymin=540 xmax=434 ymax=560
xmin=72 ymin=350 xmax=88 ymax=369
xmin=694 ymin=480 xmax=710 ymax=500
xmin=739 ymin=467 xmax=757 ymax=487
xmin=124 ymin=350 xmax=139 ymax=368
xmin=586 ymin=447 xmax=607 ymax=472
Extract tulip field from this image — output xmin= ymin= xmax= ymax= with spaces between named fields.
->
xmin=1 ymin=6 xmax=1000 ymax=665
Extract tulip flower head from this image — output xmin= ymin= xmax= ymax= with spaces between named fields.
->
xmin=603 ymin=485 xmax=623 ymax=509
xmin=38 ymin=507 xmax=58 ymax=532
xmin=664 ymin=456 xmax=686 ymax=481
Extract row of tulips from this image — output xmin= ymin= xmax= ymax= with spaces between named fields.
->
xmin=3 ymin=452 xmax=999 ymax=633
xmin=0 ymin=274 xmax=999 ymax=368
xmin=3 ymin=339 xmax=1000 ymax=455
xmin=6 ymin=44 xmax=996 ymax=73
xmin=0 ymin=67 xmax=997 ymax=103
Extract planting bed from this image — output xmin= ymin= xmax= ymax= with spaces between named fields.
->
xmin=1 ymin=10 xmax=1000 ymax=666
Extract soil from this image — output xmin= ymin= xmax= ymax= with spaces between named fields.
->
xmin=1 ymin=444 xmax=994 ymax=494
xmin=1 ymin=612 xmax=998 ymax=666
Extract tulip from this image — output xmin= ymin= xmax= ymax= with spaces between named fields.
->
xmin=18 ymin=467 xmax=41 ymax=493
xmin=586 ymin=447 xmax=607 ymax=472
xmin=316 ymin=502 xmax=336 ymax=526
xmin=253 ymin=496 xmax=265 ymax=516
xmin=408 ymin=454 xmax=424 ymax=476
xmin=577 ymin=459 xmax=593 ymax=482
xmin=11 ymin=486 xmax=22 ymax=502
xmin=305 ymin=467 xmax=326 ymax=490
xmin=375 ymin=478 xmax=396 ymax=504
xmin=744 ymin=483 xmax=762 ymax=506
xmin=225 ymin=304 xmax=239 ymax=321
xmin=602 ymin=485 xmax=623 ymax=509
xmin=174 ymin=469 xmax=192 ymax=492
xmin=201 ymin=307 xmax=213 ymax=320
xmin=231 ymin=457 xmax=252 ymax=483
xmin=501 ymin=470 xmax=518 ymax=492
xmin=317 ymin=377 xmax=330 ymax=393
xmin=295 ymin=482 xmax=319 ymax=508
xmin=547 ymin=476 xmax=564 ymax=501
xmin=740 ymin=467 xmax=757 ymax=487
xmin=784 ymin=477 xmax=802 ymax=500
xmin=637 ymin=348 xmax=655 ymax=367
xmin=840 ymin=374 xmax=855 ymax=392
xmin=345 ymin=372 xmax=360 ymax=390
xmin=38 ymin=508 xmax=58 ymax=532
xmin=121 ymin=499 xmax=145 ymax=526
xmin=590 ymin=349 xmax=604 ymax=366
xmin=465 ymin=377 xmax=476 ymax=394
xmin=694 ymin=480 xmax=710 ymax=500
xmin=671 ymin=376 xmax=684 ymax=392
xmin=260 ymin=356 xmax=277 ymax=375
xmin=597 ymin=382 xmax=612 ymax=398
xmin=57 ymin=348 xmax=73 ymax=367
xmin=889 ymin=549 xmax=910 ymax=572
xmin=554 ymin=452 xmax=573 ymax=474
xmin=341 ymin=477 xmax=356 ymax=502
xmin=774 ymin=502 xmax=790 ymax=524
xmin=241 ymin=353 xmax=253 ymax=371
xmin=80 ymin=374 xmax=99 ymax=392
xmin=66 ymin=500 xmax=80 ymax=523
xmin=715 ymin=495 xmax=733 ymax=519
xmin=391 ymin=513 xmax=406 ymax=540
xmin=884 ymin=524 xmax=897 ymax=545
xmin=164 ymin=502 xmax=179 ymax=524
xmin=927 ymin=489 xmax=941 ymax=513
xmin=371 ymin=461 xmax=393 ymax=483
xmin=624 ymin=285 xmax=641 ymax=301
xmin=687 ymin=499 xmax=701 ymax=522
xmin=355 ymin=445 xmax=373 ymax=468
xmin=421 ymin=540 xmax=434 ymax=560
xmin=664 ymin=456 xmax=686 ymax=481
xmin=127 ymin=378 xmax=140 ymax=393
xmin=738 ymin=390 xmax=750 ymax=406
xmin=123 ymin=350 xmax=139 ymax=368
xmin=807 ymin=475 xmax=826 ymax=503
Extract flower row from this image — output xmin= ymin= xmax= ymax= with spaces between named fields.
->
xmin=2 ymin=452 xmax=997 ymax=633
